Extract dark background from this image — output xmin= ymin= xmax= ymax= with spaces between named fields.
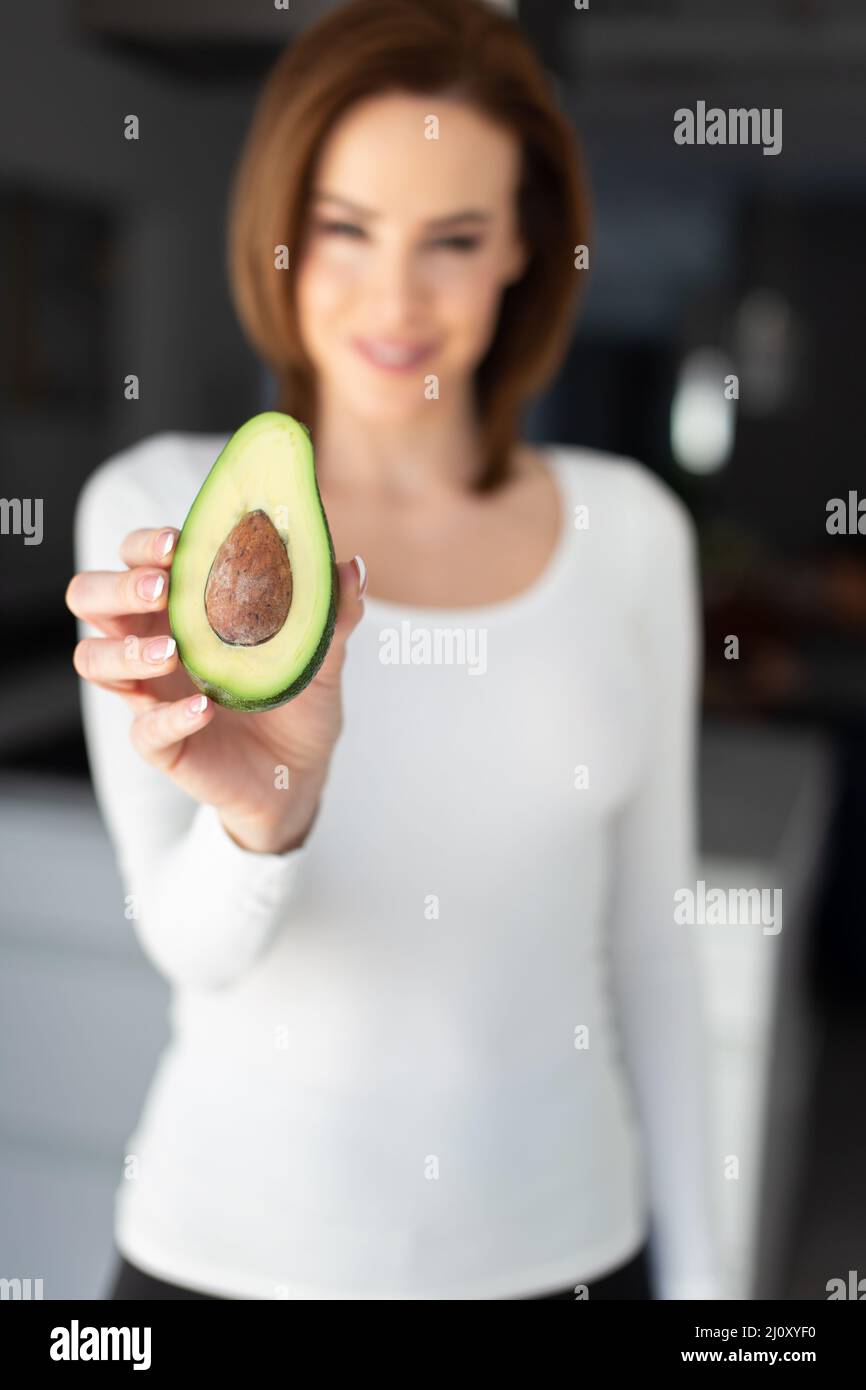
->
xmin=1 ymin=0 xmax=864 ymax=1301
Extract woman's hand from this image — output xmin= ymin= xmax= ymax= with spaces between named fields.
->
xmin=66 ymin=526 xmax=366 ymax=854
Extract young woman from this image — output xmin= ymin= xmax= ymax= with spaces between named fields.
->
xmin=67 ymin=0 xmax=723 ymax=1301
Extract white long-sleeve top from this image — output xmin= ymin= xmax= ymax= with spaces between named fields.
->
xmin=74 ymin=432 xmax=724 ymax=1301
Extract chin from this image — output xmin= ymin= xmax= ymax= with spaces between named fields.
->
xmin=336 ymin=375 xmax=441 ymax=427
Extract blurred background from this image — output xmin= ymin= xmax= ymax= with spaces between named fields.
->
xmin=1 ymin=0 xmax=864 ymax=1299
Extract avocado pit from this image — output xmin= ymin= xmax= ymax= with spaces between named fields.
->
xmin=204 ymin=509 xmax=292 ymax=646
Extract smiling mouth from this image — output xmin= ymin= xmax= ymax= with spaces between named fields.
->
xmin=352 ymin=337 xmax=437 ymax=372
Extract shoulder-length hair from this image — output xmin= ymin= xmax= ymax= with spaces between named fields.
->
xmin=227 ymin=0 xmax=592 ymax=492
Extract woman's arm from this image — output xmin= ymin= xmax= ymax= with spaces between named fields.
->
xmin=73 ymin=458 xmax=309 ymax=991
xmin=606 ymin=470 xmax=725 ymax=1301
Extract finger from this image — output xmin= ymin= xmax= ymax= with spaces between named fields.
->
xmin=67 ymin=652 xmax=166 ymax=713
xmin=129 ymin=692 xmax=214 ymax=772
xmin=73 ymin=633 xmax=178 ymax=686
xmin=313 ymin=556 xmax=366 ymax=689
xmin=119 ymin=527 xmax=178 ymax=571
xmin=65 ymin=567 xmax=169 ymax=623
xmin=85 ymin=678 xmax=163 ymax=715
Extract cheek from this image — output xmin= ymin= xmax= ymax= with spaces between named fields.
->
xmin=432 ymin=259 xmax=507 ymax=350
xmin=297 ymin=247 xmax=362 ymax=329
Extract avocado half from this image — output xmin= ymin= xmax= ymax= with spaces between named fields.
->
xmin=168 ymin=411 xmax=338 ymax=712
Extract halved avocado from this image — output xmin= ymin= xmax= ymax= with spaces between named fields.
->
xmin=168 ymin=411 xmax=338 ymax=712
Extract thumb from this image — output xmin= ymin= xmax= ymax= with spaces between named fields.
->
xmin=312 ymin=555 xmax=367 ymax=688
xmin=333 ymin=555 xmax=367 ymax=637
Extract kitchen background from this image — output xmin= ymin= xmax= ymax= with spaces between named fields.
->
xmin=1 ymin=0 xmax=864 ymax=1299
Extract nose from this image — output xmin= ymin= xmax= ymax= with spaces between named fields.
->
xmin=367 ymin=241 xmax=426 ymax=324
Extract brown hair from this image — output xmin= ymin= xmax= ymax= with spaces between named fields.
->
xmin=227 ymin=0 xmax=592 ymax=492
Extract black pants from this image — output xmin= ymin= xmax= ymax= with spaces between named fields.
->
xmin=108 ymin=1243 xmax=652 ymax=1300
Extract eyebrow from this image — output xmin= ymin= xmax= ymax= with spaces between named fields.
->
xmin=313 ymin=192 xmax=492 ymax=228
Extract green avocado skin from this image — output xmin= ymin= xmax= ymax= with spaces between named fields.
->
xmin=168 ymin=412 xmax=339 ymax=713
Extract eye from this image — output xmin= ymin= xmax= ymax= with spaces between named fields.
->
xmin=431 ymin=235 xmax=482 ymax=253
xmin=316 ymin=219 xmax=367 ymax=239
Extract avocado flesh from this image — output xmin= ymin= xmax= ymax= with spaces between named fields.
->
xmin=168 ymin=411 xmax=338 ymax=712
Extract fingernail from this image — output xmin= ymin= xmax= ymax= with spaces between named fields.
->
xmin=352 ymin=554 xmax=367 ymax=598
xmin=138 ymin=573 xmax=165 ymax=601
xmin=157 ymin=529 xmax=176 ymax=557
xmin=144 ymin=636 xmax=176 ymax=663
xmin=187 ymin=694 xmax=208 ymax=716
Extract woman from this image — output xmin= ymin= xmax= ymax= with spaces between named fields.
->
xmin=67 ymin=0 xmax=722 ymax=1300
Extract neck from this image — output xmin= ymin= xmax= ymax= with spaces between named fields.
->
xmin=312 ymin=378 xmax=486 ymax=502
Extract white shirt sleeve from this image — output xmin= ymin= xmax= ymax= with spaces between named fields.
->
xmin=606 ymin=470 xmax=725 ymax=1300
xmin=73 ymin=452 xmax=308 ymax=991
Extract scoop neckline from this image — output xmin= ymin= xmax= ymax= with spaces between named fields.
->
xmin=361 ymin=446 xmax=574 ymax=626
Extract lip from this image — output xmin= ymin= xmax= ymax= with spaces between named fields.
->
xmin=351 ymin=336 xmax=438 ymax=374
